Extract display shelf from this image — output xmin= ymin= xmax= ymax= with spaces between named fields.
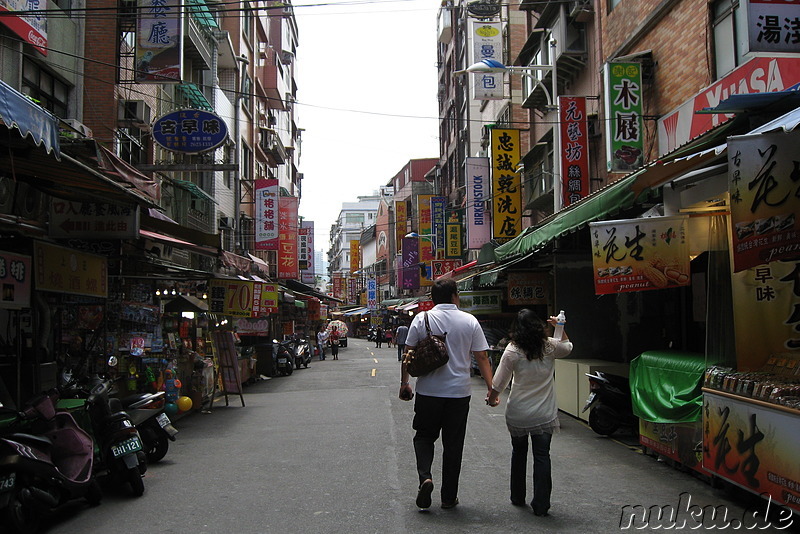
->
xmin=702 ymin=387 xmax=800 ymax=416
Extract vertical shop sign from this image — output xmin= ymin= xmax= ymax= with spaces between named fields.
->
xmin=350 ymin=240 xmax=360 ymax=274
xmin=445 ymin=210 xmax=463 ymax=259
xmin=254 ymin=179 xmax=279 ymax=250
xmin=136 ymin=0 xmax=182 ymax=82
xmin=747 ymin=0 xmax=800 ymax=54
xmin=332 ymin=274 xmax=345 ymax=300
xmin=418 ymin=195 xmax=435 ymax=262
xmin=278 ymin=196 xmax=299 ymax=279
xmin=367 ymin=278 xmax=377 ymax=309
xmin=300 ymin=221 xmax=315 ymax=284
xmin=34 ymin=241 xmax=107 ymax=298
xmin=394 ymin=200 xmax=407 ymax=251
xmin=466 ymin=157 xmax=491 ymax=248
xmin=558 ymin=96 xmax=590 ymax=207
xmin=0 ymin=0 xmax=47 ymax=55
xmin=605 ymin=62 xmax=644 ymax=172
xmin=589 ymin=216 xmax=690 ymax=295
xmin=491 ymin=129 xmax=522 ymax=243
xmin=471 ymin=21 xmax=503 ymax=100
xmin=347 ymin=277 xmax=357 ymax=305
xmin=0 ymin=251 xmax=31 ymax=309
xmin=728 ymin=132 xmax=800 ymax=273
xmin=507 ymin=272 xmax=549 ymax=305
xmin=401 ymin=237 xmax=420 ymax=289
xmin=431 ymin=196 xmax=447 ymax=254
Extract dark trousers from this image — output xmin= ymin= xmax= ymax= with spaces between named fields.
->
xmin=510 ymin=432 xmax=552 ymax=513
xmin=331 ymin=343 xmax=339 ymax=359
xmin=412 ymin=394 xmax=470 ymax=503
xmin=397 ymin=343 xmax=405 ymax=361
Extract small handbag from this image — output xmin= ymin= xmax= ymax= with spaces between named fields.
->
xmin=403 ymin=312 xmax=449 ymax=377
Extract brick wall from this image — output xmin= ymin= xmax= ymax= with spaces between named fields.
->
xmin=82 ymin=0 xmax=120 ymax=143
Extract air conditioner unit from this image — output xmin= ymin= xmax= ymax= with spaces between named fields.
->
xmin=219 ymin=216 xmax=234 ymax=229
xmin=569 ymin=0 xmax=593 ymax=21
xmin=280 ymin=50 xmax=294 ymax=65
xmin=62 ymin=119 xmax=93 ymax=138
xmin=119 ymin=100 xmax=152 ymax=124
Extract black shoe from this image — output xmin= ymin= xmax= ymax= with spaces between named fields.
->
xmin=441 ymin=498 xmax=459 ymax=509
xmin=511 ymin=499 xmax=526 ymax=506
xmin=416 ymin=479 xmax=433 ymax=509
xmin=532 ymin=507 xmax=549 ymax=516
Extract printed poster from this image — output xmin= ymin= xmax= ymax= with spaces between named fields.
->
xmin=589 ymin=216 xmax=690 ymax=295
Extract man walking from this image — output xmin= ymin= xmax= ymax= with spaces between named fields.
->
xmin=395 ymin=322 xmax=409 ymax=362
xmin=399 ymin=279 xmax=493 ymax=510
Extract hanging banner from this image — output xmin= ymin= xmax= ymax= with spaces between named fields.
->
xmin=0 ymin=251 xmax=31 ymax=309
xmin=431 ymin=196 xmax=447 ymax=254
xmin=209 ymin=280 xmax=277 ymax=317
xmin=394 ymin=200 xmax=407 ymax=251
xmin=471 ymin=21 xmax=503 ymax=100
xmin=278 ymin=196 xmax=299 ymax=280
xmin=605 ymin=62 xmax=644 ymax=172
xmin=0 ymin=0 xmax=47 ymax=55
xmin=367 ymin=278 xmax=377 ymax=309
xmin=507 ymin=272 xmax=550 ymax=306
xmin=747 ymin=0 xmax=800 ymax=54
xmin=491 ymin=129 xmax=522 ymax=243
xmin=445 ymin=210 xmax=463 ymax=259
xmin=254 ymin=179 xmax=279 ymax=250
xmin=377 ymin=200 xmax=391 ymax=285
xmin=728 ymin=132 xmax=800 ymax=273
xmin=417 ymin=195 xmax=435 ymax=262
xmin=332 ymin=274 xmax=345 ymax=300
xmin=559 ymin=96 xmax=590 ymax=207
xmin=466 ymin=157 xmax=491 ymax=249
xmin=136 ymin=0 xmax=182 ymax=82
xmin=350 ymin=240 xmax=360 ymax=274
xmin=300 ymin=220 xmax=315 ymax=284
xmin=458 ymin=290 xmax=502 ymax=315
xmin=589 ymin=216 xmax=690 ymax=295
xmin=401 ymin=237 xmax=420 ymax=290
xmin=34 ymin=241 xmax=107 ymax=298
xmin=731 ymin=261 xmax=800 ymax=371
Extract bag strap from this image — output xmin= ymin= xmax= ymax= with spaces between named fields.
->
xmin=423 ymin=312 xmax=432 ymax=336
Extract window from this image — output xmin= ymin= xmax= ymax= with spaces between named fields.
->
xmin=712 ymin=0 xmax=748 ymax=77
xmin=117 ymin=127 xmax=146 ymax=166
xmin=608 ymin=0 xmax=623 ymax=10
xmin=21 ymin=59 xmax=69 ymax=118
xmin=242 ymin=2 xmax=252 ymax=40
xmin=241 ymin=144 xmax=253 ymax=180
xmin=346 ymin=213 xmax=365 ymax=225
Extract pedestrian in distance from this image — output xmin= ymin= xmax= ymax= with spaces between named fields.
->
xmin=395 ymin=321 xmax=409 ymax=362
xmin=329 ymin=327 xmax=340 ymax=360
xmin=316 ymin=328 xmax=328 ymax=360
xmin=375 ymin=327 xmax=384 ymax=348
xmin=385 ymin=329 xmax=393 ymax=348
xmin=487 ymin=309 xmax=573 ymax=517
xmin=399 ymin=278 xmax=494 ymax=511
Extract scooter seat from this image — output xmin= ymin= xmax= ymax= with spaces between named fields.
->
xmin=8 ymin=432 xmax=52 ymax=449
xmin=104 ymin=412 xmax=131 ymax=425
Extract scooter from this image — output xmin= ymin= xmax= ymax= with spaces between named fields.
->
xmin=582 ymin=371 xmax=638 ymax=436
xmin=273 ymin=339 xmax=294 ymax=376
xmin=0 ymin=390 xmax=102 ymax=534
xmin=119 ymin=391 xmax=178 ymax=464
xmin=292 ymin=336 xmax=312 ymax=369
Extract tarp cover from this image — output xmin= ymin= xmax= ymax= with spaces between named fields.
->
xmin=629 ymin=350 xmax=706 ymax=423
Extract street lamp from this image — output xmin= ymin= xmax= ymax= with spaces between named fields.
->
xmin=405 ymin=231 xmax=438 ymax=258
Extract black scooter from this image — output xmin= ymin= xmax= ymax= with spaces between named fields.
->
xmin=0 ymin=390 xmax=102 ymax=533
xmin=582 ymin=371 xmax=638 ymax=436
xmin=273 ymin=339 xmax=294 ymax=376
xmin=119 ymin=391 xmax=178 ymax=464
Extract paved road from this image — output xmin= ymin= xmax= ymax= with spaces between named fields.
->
xmin=43 ymin=337 xmax=797 ymax=534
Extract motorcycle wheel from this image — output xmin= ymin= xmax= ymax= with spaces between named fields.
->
xmin=145 ymin=433 xmax=169 ymax=464
xmin=127 ymin=466 xmax=145 ymax=497
xmin=5 ymin=488 xmax=41 ymax=534
xmin=588 ymin=406 xmax=620 ymax=436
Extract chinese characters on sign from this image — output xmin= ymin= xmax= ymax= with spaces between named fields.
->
xmin=34 ymin=241 xmax=107 ymax=298
xmin=254 ymin=179 xmax=279 ymax=250
xmin=278 ymin=196 xmax=299 ymax=280
xmin=445 ymin=211 xmax=463 ymax=259
xmin=431 ymin=196 xmax=447 ymax=254
xmin=0 ymin=251 xmax=31 ymax=309
xmin=0 ymin=0 xmax=47 ymax=55
xmin=394 ymin=200 xmax=407 ymax=251
xmin=49 ymin=201 xmax=139 ymax=239
xmin=466 ymin=157 xmax=492 ymax=248
xmin=728 ymin=132 xmax=800 ymax=273
xmin=431 ymin=260 xmax=463 ymax=280
xmin=367 ymin=278 xmax=377 ymax=310
xmin=458 ymin=290 xmax=502 ymax=315
xmin=417 ymin=195 xmax=435 ymax=262
xmin=491 ymin=129 xmax=522 ymax=242
xmin=152 ymin=109 xmax=228 ymax=154
xmin=350 ymin=240 xmax=360 ymax=274
xmin=209 ymin=280 xmax=277 ymax=317
xmin=747 ymin=0 xmax=800 ymax=54
xmin=300 ymin=221 xmax=315 ymax=285
xmin=605 ymin=62 xmax=644 ymax=172
xmin=558 ymin=96 xmax=590 ymax=208
xmin=589 ymin=216 xmax=690 ymax=295
xmin=471 ymin=21 xmax=503 ymax=100
xmin=136 ymin=0 xmax=181 ymax=82
xmin=507 ymin=272 xmax=549 ymax=306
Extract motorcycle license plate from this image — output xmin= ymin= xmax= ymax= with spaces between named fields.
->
xmin=156 ymin=412 xmax=172 ymax=428
xmin=278 ymin=358 xmax=288 ymax=364
xmin=0 ymin=473 xmax=15 ymax=492
xmin=112 ymin=436 xmax=143 ymax=458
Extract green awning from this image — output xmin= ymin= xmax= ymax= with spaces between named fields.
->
xmin=188 ymin=0 xmax=219 ymax=30
xmin=173 ymin=179 xmax=217 ymax=204
xmin=176 ymin=83 xmax=213 ymax=112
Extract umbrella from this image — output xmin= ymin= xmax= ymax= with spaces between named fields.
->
xmin=326 ymin=320 xmax=348 ymax=336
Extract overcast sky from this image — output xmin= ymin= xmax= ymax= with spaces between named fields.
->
xmin=293 ymin=0 xmax=441 ymax=250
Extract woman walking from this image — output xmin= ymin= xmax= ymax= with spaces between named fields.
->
xmin=487 ymin=309 xmax=573 ymax=516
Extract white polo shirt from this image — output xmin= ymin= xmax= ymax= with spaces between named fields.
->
xmin=406 ymin=303 xmax=490 ymax=398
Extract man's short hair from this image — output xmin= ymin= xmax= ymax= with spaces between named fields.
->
xmin=431 ymin=278 xmax=458 ymax=305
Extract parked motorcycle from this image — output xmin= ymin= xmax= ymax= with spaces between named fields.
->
xmin=0 ymin=390 xmax=102 ymax=533
xmin=292 ymin=336 xmax=312 ymax=369
xmin=119 ymin=391 xmax=178 ymax=464
xmin=273 ymin=339 xmax=294 ymax=376
xmin=582 ymin=371 xmax=638 ymax=436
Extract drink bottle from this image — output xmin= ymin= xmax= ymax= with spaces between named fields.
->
xmin=553 ymin=310 xmax=566 ymax=340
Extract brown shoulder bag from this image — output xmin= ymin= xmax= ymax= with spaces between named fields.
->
xmin=403 ymin=312 xmax=449 ymax=377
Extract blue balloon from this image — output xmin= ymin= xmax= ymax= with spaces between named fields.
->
xmin=165 ymin=402 xmax=179 ymax=416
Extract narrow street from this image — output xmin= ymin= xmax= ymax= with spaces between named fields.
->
xmin=44 ymin=338 xmax=794 ymax=534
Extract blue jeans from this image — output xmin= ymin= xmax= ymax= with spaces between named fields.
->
xmin=318 ymin=342 xmax=325 ymax=360
xmin=510 ymin=432 xmax=552 ymax=514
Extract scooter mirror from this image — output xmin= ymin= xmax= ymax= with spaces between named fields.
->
xmin=107 ymin=356 xmax=118 ymax=367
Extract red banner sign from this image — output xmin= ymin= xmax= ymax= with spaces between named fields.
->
xmin=559 ymin=96 xmax=590 ymax=207
xmin=278 ymin=196 xmax=299 ymax=279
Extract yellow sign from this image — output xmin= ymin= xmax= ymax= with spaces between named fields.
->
xmin=34 ymin=241 xmax=107 ymax=298
xmin=208 ymin=280 xmax=276 ymax=317
xmin=491 ymin=129 xmax=522 ymax=242
xmin=395 ymin=200 xmax=407 ymax=250
xmin=350 ymin=240 xmax=360 ymax=274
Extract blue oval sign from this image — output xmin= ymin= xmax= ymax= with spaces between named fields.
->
xmin=152 ymin=109 xmax=228 ymax=154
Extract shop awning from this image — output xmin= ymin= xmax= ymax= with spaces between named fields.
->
xmin=172 ymin=179 xmax=217 ymax=204
xmin=344 ymin=307 xmax=370 ymax=316
xmin=247 ymin=253 xmax=269 ymax=275
xmin=0 ymin=80 xmax=60 ymax=157
xmin=477 ymin=252 xmax=536 ymax=287
xmin=163 ymin=294 xmax=209 ymax=313
xmin=746 ymin=106 xmax=800 ymax=134
xmin=284 ymin=279 xmax=343 ymax=303
xmin=220 ymin=250 xmax=252 ymax=272
xmin=397 ymin=299 xmax=420 ymax=312
xmin=698 ymin=85 xmax=800 ymax=115
xmin=140 ymin=229 xmax=219 ymax=257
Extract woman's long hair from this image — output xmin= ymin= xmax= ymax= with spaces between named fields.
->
xmin=508 ymin=309 xmax=547 ymax=361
